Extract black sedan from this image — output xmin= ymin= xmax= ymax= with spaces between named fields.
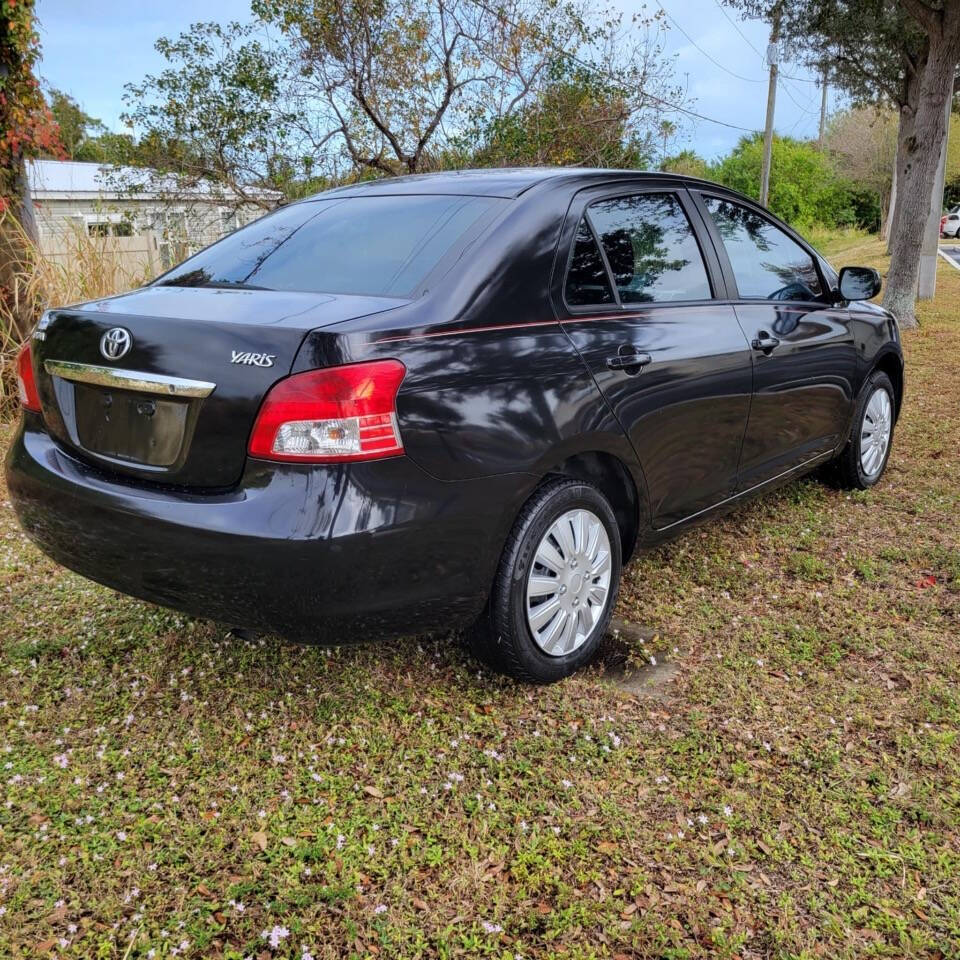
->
xmin=6 ymin=168 xmax=903 ymax=682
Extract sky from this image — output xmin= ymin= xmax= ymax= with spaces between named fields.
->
xmin=35 ymin=0 xmax=834 ymax=162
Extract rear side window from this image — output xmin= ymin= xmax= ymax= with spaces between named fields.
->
xmin=157 ymin=194 xmax=499 ymax=297
xmin=704 ymin=197 xmax=823 ymax=301
xmin=586 ymin=193 xmax=711 ymax=304
xmin=565 ymin=219 xmax=615 ymax=305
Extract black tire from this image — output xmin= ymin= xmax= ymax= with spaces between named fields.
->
xmin=470 ymin=479 xmax=622 ymax=683
xmin=831 ymin=370 xmax=896 ymax=489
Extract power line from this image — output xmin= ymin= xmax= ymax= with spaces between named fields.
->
xmin=779 ymin=77 xmax=819 ymax=117
xmin=780 ymin=70 xmax=821 ymax=84
xmin=710 ymin=0 xmax=820 ymax=84
xmin=660 ymin=5 xmax=765 ymax=84
xmin=711 ymin=0 xmax=764 ymax=59
xmin=466 ymin=0 xmax=760 ymax=133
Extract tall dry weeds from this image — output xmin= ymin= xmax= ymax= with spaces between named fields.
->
xmin=0 ymin=213 xmax=151 ymax=419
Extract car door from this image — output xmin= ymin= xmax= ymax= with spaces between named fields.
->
xmin=692 ymin=192 xmax=859 ymax=493
xmin=554 ymin=185 xmax=753 ymax=529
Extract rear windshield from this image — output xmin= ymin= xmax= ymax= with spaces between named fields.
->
xmin=156 ymin=194 xmax=500 ymax=297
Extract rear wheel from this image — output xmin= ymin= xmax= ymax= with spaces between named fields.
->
xmin=471 ymin=479 xmax=621 ymax=683
xmin=830 ymin=370 xmax=896 ymax=489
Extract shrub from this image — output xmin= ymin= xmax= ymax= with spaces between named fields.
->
xmin=0 ymin=215 xmax=150 ymax=419
xmin=711 ymin=133 xmax=858 ymax=230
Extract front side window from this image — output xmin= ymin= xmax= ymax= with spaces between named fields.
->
xmin=157 ymin=194 xmax=499 ymax=297
xmin=704 ymin=197 xmax=823 ymax=301
xmin=586 ymin=193 xmax=711 ymax=304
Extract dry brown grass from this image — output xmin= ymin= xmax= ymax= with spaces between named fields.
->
xmin=0 ymin=214 xmax=151 ymax=417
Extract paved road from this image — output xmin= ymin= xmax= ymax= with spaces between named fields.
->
xmin=940 ymin=245 xmax=960 ymax=270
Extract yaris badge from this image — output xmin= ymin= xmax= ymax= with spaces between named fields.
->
xmin=100 ymin=327 xmax=132 ymax=361
xmin=231 ymin=351 xmax=275 ymax=368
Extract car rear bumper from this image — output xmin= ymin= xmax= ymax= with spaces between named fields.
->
xmin=4 ymin=415 xmax=531 ymax=641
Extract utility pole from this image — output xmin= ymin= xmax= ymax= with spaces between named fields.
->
xmin=817 ymin=69 xmax=828 ymax=149
xmin=759 ymin=4 xmax=782 ymax=207
xmin=917 ymin=92 xmax=953 ymax=299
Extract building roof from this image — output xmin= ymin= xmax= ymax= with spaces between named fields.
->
xmin=27 ymin=159 xmax=279 ymax=203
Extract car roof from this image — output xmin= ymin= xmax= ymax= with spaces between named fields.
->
xmin=307 ymin=167 xmax=721 ymax=200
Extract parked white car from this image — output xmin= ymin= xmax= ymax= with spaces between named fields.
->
xmin=941 ymin=207 xmax=960 ymax=238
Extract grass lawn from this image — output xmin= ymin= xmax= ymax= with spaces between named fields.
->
xmin=1 ymin=236 xmax=958 ymax=959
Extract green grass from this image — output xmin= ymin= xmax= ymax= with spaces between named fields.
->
xmin=1 ymin=237 xmax=959 ymax=958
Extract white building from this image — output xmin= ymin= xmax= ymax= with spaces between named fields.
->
xmin=28 ymin=159 xmax=277 ymax=276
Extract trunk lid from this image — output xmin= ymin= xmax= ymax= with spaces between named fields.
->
xmin=34 ymin=285 xmax=407 ymax=487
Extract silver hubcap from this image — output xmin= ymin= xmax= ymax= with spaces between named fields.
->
xmin=526 ymin=508 xmax=612 ymax=657
xmin=860 ymin=387 xmax=892 ymax=477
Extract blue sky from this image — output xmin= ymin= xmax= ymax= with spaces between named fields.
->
xmin=36 ymin=0 xmax=832 ymax=161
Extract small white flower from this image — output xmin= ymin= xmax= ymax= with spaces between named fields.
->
xmin=261 ymin=925 xmax=290 ymax=949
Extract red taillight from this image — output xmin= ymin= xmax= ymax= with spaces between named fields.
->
xmin=248 ymin=359 xmax=406 ymax=463
xmin=15 ymin=342 xmax=42 ymax=413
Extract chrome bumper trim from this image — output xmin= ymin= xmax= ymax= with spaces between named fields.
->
xmin=44 ymin=360 xmax=215 ymax=399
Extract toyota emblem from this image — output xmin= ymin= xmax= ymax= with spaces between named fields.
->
xmin=100 ymin=327 xmax=132 ymax=361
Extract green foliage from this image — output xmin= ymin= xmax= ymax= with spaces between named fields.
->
xmin=0 ymin=0 xmax=62 ymax=196
xmin=121 ymin=20 xmax=298 ymax=204
xmin=711 ymin=133 xmax=858 ymax=229
xmin=945 ymin=113 xmax=960 ymax=210
xmin=660 ymin=149 xmax=710 ymax=179
xmin=945 ymin=177 xmax=960 ymax=210
xmin=468 ymin=62 xmax=655 ymax=170
xmin=120 ymin=1 xmax=679 ymax=193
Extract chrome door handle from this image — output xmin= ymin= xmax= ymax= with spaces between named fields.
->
xmin=606 ymin=351 xmax=652 ymax=372
xmin=751 ymin=335 xmax=780 ymax=354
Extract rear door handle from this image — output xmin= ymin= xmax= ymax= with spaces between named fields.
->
xmin=606 ymin=351 xmax=652 ymax=372
xmin=751 ymin=335 xmax=780 ymax=354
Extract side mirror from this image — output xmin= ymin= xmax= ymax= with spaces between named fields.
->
xmin=838 ymin=266 xmax=881 ymax=302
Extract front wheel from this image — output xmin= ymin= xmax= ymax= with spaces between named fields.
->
xmin=471 ymin=479 xmax=622 ymax=683
xmin=830 ymin=370 xmax=896 ymax=489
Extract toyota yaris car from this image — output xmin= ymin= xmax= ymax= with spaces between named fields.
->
xmin=6 ymin=169 xmax=903 ymax=682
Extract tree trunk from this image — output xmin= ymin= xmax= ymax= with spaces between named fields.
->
xmin=0 ymin=153 xmax=39 ymax=344
xmin=883 ymin=111 xmax=908 ymax=251
xmin=883 ymin=36 xmax=959 ymax=328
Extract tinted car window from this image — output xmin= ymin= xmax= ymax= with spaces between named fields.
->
xmin=586 ymin=193 xmax=711 ymax=304
xmin=158 ymin=195 xmax=499 ymax=297
xmin=704 ymin=197 xmax=823 ymax=301
xmin=565 ymin=219 xmax=615 ymax=305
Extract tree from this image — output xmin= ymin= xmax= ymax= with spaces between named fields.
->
xmin=0 ymin=1 xmax=62 ymax=343
xmin=123 ymin=1 xmax=681 ymax=195
xmin=661 ymin=149 xmax=710 ymax=178
xmin=122 ymin=21 xmax=300 ymax=210
xmin=725 ymin=0 xmax=960 ymax=327
xmin=253 ymin=0 xmax=676 ymax=176
xmin=657 ymin=118 xmax=677 ymax=161
xmin=824 ymin=106 xmax=899 ymax=231
xmin=466 ymin=31 xmax=675 ymax=170
xmin=45 ymin=88 xmax=107 ymax=161
xmin=712 ymin=132 xmax=857 ymax=227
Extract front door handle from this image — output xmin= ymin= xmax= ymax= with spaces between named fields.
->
xmin=606 ymin=350 xmax=652 ymax=373
xmin=751 ymin=334 xmax=780 ymax=354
